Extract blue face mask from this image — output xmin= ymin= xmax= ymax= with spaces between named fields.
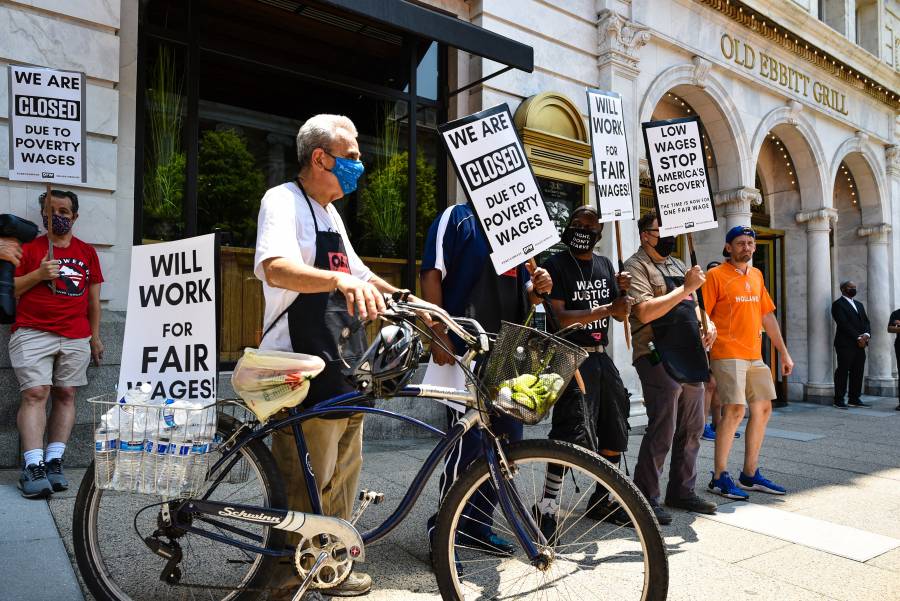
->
xmin=325 ymin=151 xmax=365 ymax=195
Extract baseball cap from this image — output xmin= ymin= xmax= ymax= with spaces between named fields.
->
xmin=722 ymin=225 xmax=755 ymax=257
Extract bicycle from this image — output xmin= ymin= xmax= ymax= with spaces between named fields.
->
xmin=72 ymin=292 xmax=668 ymax=601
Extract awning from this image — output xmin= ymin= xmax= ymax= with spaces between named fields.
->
xmin=318 ymin=0 xmax=534 ymax=73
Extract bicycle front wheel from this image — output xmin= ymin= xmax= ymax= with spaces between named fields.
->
xmin=433 ymin=439 xmax=668 ymax=601
xmin=72 ymin=413 xmax=286 ymax=601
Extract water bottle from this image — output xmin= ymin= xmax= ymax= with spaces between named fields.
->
xmin=94 ymin=427 xmax=118 ymax=489
xmin=187 ymin=433 xmax=213 ymax=493
xmin=648 ymin=342 xmax=662 ymax=366
xmin=112 ymin=384 xmax=152 ymax=491
xmin=142 ymin=433 xmax=170 ymax=494
xmin=159 ymin=430 xmax=193 ymax=497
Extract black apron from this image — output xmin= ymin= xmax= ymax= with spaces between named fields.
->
xmin=650 ymin=264 xmax=709 ymax=383
xmin=262 ymin=182 xmax=367 ymax=408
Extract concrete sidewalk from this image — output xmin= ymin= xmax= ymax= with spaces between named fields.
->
xmin=3 ymin=396 xmax=899 ymax=600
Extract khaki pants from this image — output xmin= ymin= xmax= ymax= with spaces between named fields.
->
xmin=271 ymin=413 xmax=364 ymax=525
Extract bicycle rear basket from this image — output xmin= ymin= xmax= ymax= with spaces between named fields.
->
xmin=482 ymin=321 xmax=588 ymax=425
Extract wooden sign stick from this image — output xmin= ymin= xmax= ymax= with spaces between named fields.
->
xmin=686 ymin=232 xmax=708 ymax=336
xmin=527 ymin=258 xmax=587 ymax=394
xmin=45 ymin=183 xmax=56 ymax=295
xmin=614 ymin=220 xmax=632 ymax=350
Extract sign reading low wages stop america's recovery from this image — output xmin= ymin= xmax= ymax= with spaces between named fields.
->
xmin=7 ymin=65 xmax=86 ymax=183
xmin=586 ymin=89 xmax=634 ymax=222
xmin=642 ymin=117 xmax=718 ymax=236
xmin=118 ymin=234 xmax=217 ymax=401
xmin=439 ymin=105 xmax=559 ymax=274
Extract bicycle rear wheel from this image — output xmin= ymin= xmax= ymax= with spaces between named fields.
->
xmin=73 ymin=413 xmax=286 ymax=601
xmin=433 ymin=439 xmax=668 ymax=601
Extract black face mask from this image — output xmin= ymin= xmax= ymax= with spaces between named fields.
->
xmin=562 ymin=227 xmax=599 ymax=253
xmin=845 ymin=288 xmax=858 ymax=298
xmin=653 ymin=235 xmax=676 ymax=258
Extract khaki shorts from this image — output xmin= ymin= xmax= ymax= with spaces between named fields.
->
xmin=9 ymin=327 xmax=91 ymax=390
xmin=710 ymin=358 xmax=777 ymax=406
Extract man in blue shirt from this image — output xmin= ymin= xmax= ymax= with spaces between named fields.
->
xmin=421 ymin=201 xmax=552 ymax=557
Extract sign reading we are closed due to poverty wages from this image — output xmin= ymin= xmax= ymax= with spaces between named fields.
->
xmin=586 ymin=89 xmax=634 ymax=222
xmin=440 ymin=105 xmax=559 ymax=274
xmin=642 ymin=117 xmax=718 ymax=236
xmin=7 ymin=65 xmax=86 ymax=183
xmin=118 ymin=235 xmax=218 ymax=401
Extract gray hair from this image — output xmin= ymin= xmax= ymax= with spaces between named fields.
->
xmin=295 ymin=114 xmax=358 ymax=172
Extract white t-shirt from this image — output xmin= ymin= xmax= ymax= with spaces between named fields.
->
xmin=253 ymin=182 xmax=373 ymax=351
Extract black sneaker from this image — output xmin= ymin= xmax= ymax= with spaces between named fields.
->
xmin=531 ymin=504 xmax=559 ymax=546
xmin=649 ymin=503 xmax=673 ymax=525
xmin=19 ymin=462 xmax=53 ymax=499
xmin=665 ymin=493 xmax=717 ymax=515
xmin=45 ymin=458 xmax=68 ymax=492
xmin=585 ymin=490 xmax=634 ymax=527
xmin=833 ymin=401 xmax=848 ymax=409
xmin=847 ymin=400 xmax=870 ymax=407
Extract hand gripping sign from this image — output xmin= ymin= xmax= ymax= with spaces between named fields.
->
xmin=439 ymin=105 xmax=559 ymax=275
xmin=641 ymin=117 xmax=718 ymax=237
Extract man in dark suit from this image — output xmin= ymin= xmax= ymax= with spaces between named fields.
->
xmin=831 ymin=281 xmax=871 ymax=408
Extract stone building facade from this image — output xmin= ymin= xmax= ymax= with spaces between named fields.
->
xmin=0 ymin=0 xmax=897 ymax=466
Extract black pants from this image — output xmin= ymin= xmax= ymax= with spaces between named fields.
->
xmin=834 ymin=345 xmax=866 ymax=403
xmin=896 ymin=346 xmax=900 ymax=402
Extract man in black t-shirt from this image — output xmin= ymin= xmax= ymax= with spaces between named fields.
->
xmin=533 ymin=206 xmax=633 ymax=535
xmin=888 ymin=309 xmax=900 ymax=411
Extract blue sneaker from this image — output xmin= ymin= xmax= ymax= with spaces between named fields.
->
xmin=738 ymin=469 xmax=786 ymax=495
xmin=701 ymin=423 xmax=716 ymax=441
xmin=708 ymin=471 xmax=750 ymax=500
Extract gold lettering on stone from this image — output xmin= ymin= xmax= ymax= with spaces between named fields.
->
xmin=720 ymin=33 xmax=849 ymax=116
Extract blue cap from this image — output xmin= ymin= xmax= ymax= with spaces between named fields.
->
xmin=725 ymin=225 xmax=755 ymax=243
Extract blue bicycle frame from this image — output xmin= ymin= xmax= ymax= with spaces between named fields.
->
xmin=178 ymin=383 xmax=542 ymax=561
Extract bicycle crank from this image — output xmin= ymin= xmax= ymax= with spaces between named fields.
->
xmin=294 ymin=532 xmax=355 ymax=590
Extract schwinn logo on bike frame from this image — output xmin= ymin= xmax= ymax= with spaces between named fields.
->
xmin=218 ymin=507 xmax=283 ymax=524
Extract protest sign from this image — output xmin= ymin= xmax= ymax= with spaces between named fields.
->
xmin=7 ymin=65 xmax=86 ymax=184
xmin=118 ymin=234 xmax=218 ymax=401
xmin=586 ymin=89 xmax=634 ymax=222
xmin=642 ymin=117 xmax=717 ymax=236
xmin=439 ymin=105 xmax=559 ymax=274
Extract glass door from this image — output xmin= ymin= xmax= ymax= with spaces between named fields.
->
xmin=753 ymin=234 xmax=787 ymax=403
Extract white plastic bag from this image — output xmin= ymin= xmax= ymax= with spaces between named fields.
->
xmin=231 ymin=348 xmax=326 ymax=421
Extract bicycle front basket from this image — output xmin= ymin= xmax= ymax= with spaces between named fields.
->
xmin=482 ymin=321 xmax=588 ymax=425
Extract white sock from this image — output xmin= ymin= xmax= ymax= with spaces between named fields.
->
xmin=45 ymin=442 xmax=66 ymax=462
xmin=23 ymin=448 xmax=44 ymax=467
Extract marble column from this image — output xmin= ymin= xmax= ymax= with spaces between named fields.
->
xmin=795 ymin=208 xmax=838 ymax=401
xmin=888 ymin=145 xmax=900 ymax=380
xmin=595 ymin=5 xmax=651 ymax=423
xmin=714 ymin=187 xmax=762 ymax=230
xmin=858 ymin=223 xmax=895 ymax=395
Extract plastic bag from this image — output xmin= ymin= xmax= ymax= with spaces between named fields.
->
xmin=231 ymin=348 xmax=326 ymax=421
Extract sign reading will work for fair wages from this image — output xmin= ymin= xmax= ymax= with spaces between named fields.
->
xmin=118 ymin=234 xmax=218 ymax=401
xmin=439 ymin=105 xmax=559 ymax=274
xmin=642 ymin=117 xmax=718 ymax=236
xmin=586 ymin=89 xmax=634 ymax=222
xmin=7 ymin=65 xmax=86 ymax=184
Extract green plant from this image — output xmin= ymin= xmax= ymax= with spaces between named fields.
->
xmin=197 ymin=129 xmax=267 ymax=246
xmin=143 ymin=45 xmax=185 ymax=235
xmin=359 ymin=107 xmax=438 ymax=257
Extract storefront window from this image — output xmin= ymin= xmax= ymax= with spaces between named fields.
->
xmin=138 ymin=0 xmax=446 ymax=362
xmin=141 ymin=40 xmax=187 ymax=242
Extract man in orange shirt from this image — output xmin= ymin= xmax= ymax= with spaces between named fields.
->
xmin=704 ymin=226 xmax=793 ymax=500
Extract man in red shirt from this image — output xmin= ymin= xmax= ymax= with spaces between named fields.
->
xmin=12 ymin=190 xmax=104 ymax=498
